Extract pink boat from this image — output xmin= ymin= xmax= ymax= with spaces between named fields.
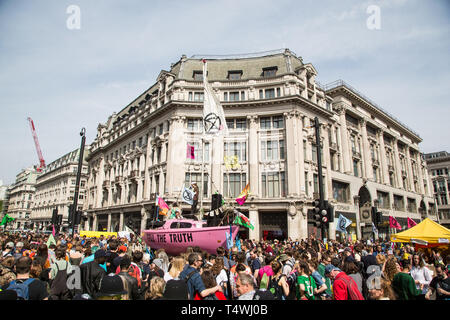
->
xmin=143 ymin=219 xmax=240 ymax=255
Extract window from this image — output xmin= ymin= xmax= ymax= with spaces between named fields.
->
xmin=261 ymin=140 xmax=284 ymax=161
xmin=259 ymin=115 xmax=284 ymax=130
xmin=223 ymin=173 xmax=246 ymax=198
xmin=377 ymin=191 xmax=390 ymax=209
xmin=265 ymin=88 xmax=275 ymax=99
xmin=193 ymin=71 xmax=203 ymax=81
xmin=262 ymin=67 xmax=277 ymax=77
xmin=260 ymin=117 xmax=271 ymax=129
xmin=228 ymin=70 xmax=242 ymax=80
xmin=373 ymin=167 xmax=378 ymax=182
xmin=272 ymin=115 xmax=284 ymax=128
xmin=407 ymin=198 xmax=417 ymax=213
xmin=229 ymin=92 xmax=240 ymax=101
xmin=194 ymin=92 xmax=204 ymax=102
xmin=224 ymin=141 xmax=246 ymax=161
xmin=261 ymin=172 xmax=285 ymax=197
xmin=187 ymin=119 xmax=202 ymax=132
xmin=170 ymin=222 xmax=192 ymax=229
xmin=187 ymin=141 xmax=210 ymax=162
xmin=185 ymin=172 xmax=208 ymax=197
xmin=394 ymin=195 xmax=404 ymax=211
xmin=332 ymin=180 xmax=350 ymax=203
xmin=353 ymin=160 xmax=359 ymax=177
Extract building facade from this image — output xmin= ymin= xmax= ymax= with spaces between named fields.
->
xmin=424 ymin=151 xmax=450 ymax=228
xmin=31 ymin=148 xmax=89 ymax=232
xmin=6 ymin=167 xmax=40 ymax=230
xmin=85 ymin=49 xmax=436 ymax=241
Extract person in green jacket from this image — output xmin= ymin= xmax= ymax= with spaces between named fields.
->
xmin=392 ymin=259 xmax=422 ymax=300
xmin=317 ymin=253 xmax=333 ymax=299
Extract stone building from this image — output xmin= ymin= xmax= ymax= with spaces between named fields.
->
xmin=424 ymin=151 xmax=450 ymax=228
xmin=85 ymin=48 xmax=436 ymax=240
xmin=6 ymin=167 xmax=40 ymax=230
xmin=31 ymin=148 xmax=89 ymax=232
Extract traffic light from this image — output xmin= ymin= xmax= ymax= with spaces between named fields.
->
xmin=51 ymin=208 xmax=58 ymax=225
xmin=371 ymin=207 xmax=381 ymax=227
xmin=312 ymin=199 xmax=322 ymax=227
xmin=68 ymin=204 xmax=74 ymax=225
xmin=327 ymin=203 xmax=334 ymax=224
xmin=74 ymin=210 xmax=82 ymax=226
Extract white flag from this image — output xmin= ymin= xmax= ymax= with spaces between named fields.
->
xmin=202 ymin=59 xmax=228 ymax=136
xmin=181 ymin=186 xmax=195 ymax=205
xmin=336 ymin=214 xmax=352 ymax=233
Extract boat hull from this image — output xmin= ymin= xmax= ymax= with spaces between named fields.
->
xmin=143 ymin=224 xmax=240 ymax=255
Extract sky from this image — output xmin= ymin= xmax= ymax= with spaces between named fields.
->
xmin=0 ymin=0 xmax=449 ymax=185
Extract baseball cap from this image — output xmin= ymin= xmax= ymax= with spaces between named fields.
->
xmin=94 ymin=249 xmax=107 ymax=259
xmin=324 ymin=264 xmax=341 ymax=275
xmin=6 ymin=242 xmax=14 ymax=249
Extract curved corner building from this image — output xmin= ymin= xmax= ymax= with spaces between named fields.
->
xmin=85 ymin=48 xmax=436 ymax=241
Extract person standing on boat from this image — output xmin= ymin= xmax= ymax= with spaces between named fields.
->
xmin=191 ymin=183 xmax=199 ymax=214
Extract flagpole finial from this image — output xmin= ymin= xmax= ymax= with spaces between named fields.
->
xmin=202 ymin=58 xmax=206 ymax=63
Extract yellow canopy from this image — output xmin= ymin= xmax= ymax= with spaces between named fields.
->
xmin=390 ymin=218 xmax=450 ymax=244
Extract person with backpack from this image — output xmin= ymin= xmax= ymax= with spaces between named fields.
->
xmin=79 ymin=249 xmax=108 ymax=299
xmin=2 ymin=256 xmax=48 ymax=300
xmin=49 ymin=246 xmax=74 ymax=300
xmin=116 ymin=255 xmax=140 ymax=300
xmin=267 ymin=260 xmax=289 ymax=300
xmin=179 ymin=253 xmax=222 ymax=300
xmin=325 ymin=264 xmax=365 ymax=300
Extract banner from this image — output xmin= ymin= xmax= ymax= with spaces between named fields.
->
xmin=186 ymin=144 xmax=195 ymax=160
xmin=157 ymin=196 xmax=169 ymax=216
xmin=336 ymin=214 xmax=352 ymax=233
xmin=235 ymin=182 xmax=250 ymax=205
xmin=224 ymin=155 xmax=240 ymax=170
xmin=202 ymin=59 xmax=228 ymax=135
xmin=0 ymin=214 xmax=15 ymax=226
xmin=407 ymin=217 xmax=417 ymax=229
xmin=233 ymin=210 xmax=255 ymax=230
xmin=389 ymin=216 xmax=402 ymax=230
xmin=79 ymin=230 xmax=118 ymax=238
xmin=181 ymin=186 xmax=195 ymax=205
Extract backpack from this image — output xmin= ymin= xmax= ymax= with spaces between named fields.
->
xmin=49 ymin=262 xmax=71 ymax=300
xmin=252 ymin=289 xmax=275 ymax=300
xmin=339 ymin=275 xmax=365 ymax=300
xmin=268 ymin=275 xmax=286 ymax=300
xmin=115 ymin=264 xmax=142 ymax=288
xmin=285 ymin=271 xmax=299 ymax=300
xmin=7 ymin=278 xmax=35 ymax=300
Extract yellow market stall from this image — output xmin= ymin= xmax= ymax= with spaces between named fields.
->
xmin=390 ymin=218 xmax=450 ymax=247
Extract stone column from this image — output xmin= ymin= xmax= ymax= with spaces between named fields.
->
xmin=249 ymin=207 xmax=260 ymax=241
xmin=298 ymin=114 xmax=306 ymax=197
xmin=393 ymin=139 xmax=403 ymax=188
xmin=140 ymin=207 xmax=148 ymax=233
xmin=107 ymin=212 xmax=112 ymax=232
xmin=377 ymin=130 xmax=390 ymax=185
xmin=416 ymin=154 xmax=425 ymax=195
xmin=96 ymin=156 xmax=105 ymax=208
xmin=248 ymin=115 xmax=259 ymax=197
xmin=405 ymin=147 xmax=415 ymax=193
xmin=143 ymin=130 xmax=152 ymax=200
xmin=360 ymin=119 xmax=373 ymax=180
xmin=284 ymin=111 xmax=300 ymax=197
xmin=336 ymin=106 xmax=351 ymax=174
xmin=166 ymin=116 xmax=186 ymax=198
xmin=119 ymin=210 xmax=124 ymax=231
xmin=336 ymin=126 xmax=345 ymax=173
xmin=354 ymin=196 xmax=362 ymax=240
xmin=93 ymin=214 xmax=98 ymax=231
xmin=287 ymin=204 xmax=302 ymax=240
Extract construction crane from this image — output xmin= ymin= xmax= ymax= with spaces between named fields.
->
xmin=27 ymin=117 xmax=46 ymax=172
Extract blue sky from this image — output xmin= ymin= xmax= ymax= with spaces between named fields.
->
xmin=0 ymin=0 xmax=449 ymax=185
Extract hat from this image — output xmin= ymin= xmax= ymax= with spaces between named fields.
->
xmin=278 ymin=254 xmax=289 ymax=262
xmin=153 ymin=258 xmax=163 ymax=270
xmin=94 ymin=249 xmax=107 ymax=259
xmin=16 ymin=242 xmax=24 ymax=248
xmin=95 ymin=274 xmax=128 ymax=298
xmin=324 ymin=264 xmax=341 ymax=275
xmin=118 ymin=245 xmax=127 ymax=253
xmin=6 ymin=242 xmax=14 ymax=249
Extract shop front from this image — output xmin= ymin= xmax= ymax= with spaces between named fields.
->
xmin=260 ymin=211 xmax=287 ymax=241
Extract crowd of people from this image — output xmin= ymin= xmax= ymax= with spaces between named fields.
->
xmin=0 ymin=230 xmax=449 ymax=301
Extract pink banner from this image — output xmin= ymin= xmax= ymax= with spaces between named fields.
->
xmin=389 ymin=216 xmax=402 ymax=230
